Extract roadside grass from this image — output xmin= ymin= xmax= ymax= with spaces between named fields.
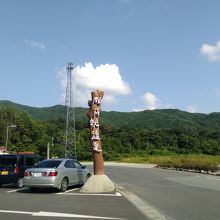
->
xmin=118 ymin=154 xmax=220 ymax=172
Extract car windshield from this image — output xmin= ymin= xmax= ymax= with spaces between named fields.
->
xmin=0 ymin=155 xmax=16 ymax=166
xmin=35 ymin=160 xmax=62 ymax=168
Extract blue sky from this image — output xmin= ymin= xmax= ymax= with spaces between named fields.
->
xmin=1 ymin=0 xmax=220 ymax=113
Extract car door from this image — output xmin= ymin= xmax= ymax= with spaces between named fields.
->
xmin=73 ymin=161 xmax=83 ymax=184
xmin=64 ymin=160 xmax=77 ymax=185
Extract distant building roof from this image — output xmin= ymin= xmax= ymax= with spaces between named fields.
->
xmin=17 ymin=151 xmax=35 ymax=154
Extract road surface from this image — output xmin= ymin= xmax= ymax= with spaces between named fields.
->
xmin=103 ymin=163 xmax=220 ymax=220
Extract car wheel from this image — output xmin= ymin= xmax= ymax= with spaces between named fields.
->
xmin=59 ymin=178 xmax=68 ymax=192
xmin=16 ymin=178 xmax=24 ymax=188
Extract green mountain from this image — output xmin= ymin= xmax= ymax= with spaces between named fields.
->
xmin=1 ymin=100 xmax=220 ymax=131
xmin=0 ymin=100 xmax=87 ymax=121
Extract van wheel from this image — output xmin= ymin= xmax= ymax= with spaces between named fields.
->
xmin=16 ymin=178 xmax=24 ymax=188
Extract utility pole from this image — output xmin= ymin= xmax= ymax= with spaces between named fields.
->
xmin=64 ymin=62 xmax=77 ymax=159
xmin=6 ymin=125 xmax=16 ymax=151
xmin=47 ymin=137 xmax=54 ymax=159
xmin=47 ymin=143 xmax=50 ymax=159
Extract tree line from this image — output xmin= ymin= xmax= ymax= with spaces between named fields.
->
xmin=0 ymin=107 xmax=220 ymax=161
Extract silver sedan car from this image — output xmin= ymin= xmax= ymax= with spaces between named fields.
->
xmin=23 ymin=158 xmax=91 ymax=192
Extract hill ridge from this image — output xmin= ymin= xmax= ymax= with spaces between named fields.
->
xmin=1 ymin=100 xmax=220 ymax=131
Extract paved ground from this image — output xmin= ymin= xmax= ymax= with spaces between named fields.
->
xmin=102 ymin=163 xmax=220 ymax=220
xmin=0 ymin=184 xmax=145 ymax=220
xmin=1 ymin=163 xmax=220 ymax=220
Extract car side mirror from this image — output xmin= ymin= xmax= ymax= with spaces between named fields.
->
xmin=81 ymin=165 xmax=86 ymax=169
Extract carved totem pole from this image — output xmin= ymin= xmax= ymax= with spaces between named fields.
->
xmin=81 ymin=89 xmax=115 ymax=193
xmin=87 ymin=90 xmax=104 ymax=175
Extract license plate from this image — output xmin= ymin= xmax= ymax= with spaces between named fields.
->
xmin=33 ymin=173 xmax=42 ymax=177
xmin=1 ymin=171 xmax=8 ymax=175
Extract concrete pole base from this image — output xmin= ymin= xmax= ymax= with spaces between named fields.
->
xmin=80 ymin=175 xmax=116 ymax=193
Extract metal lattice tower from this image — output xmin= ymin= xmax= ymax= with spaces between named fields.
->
xmin=64 ymin=62 xmax=77 ymax=159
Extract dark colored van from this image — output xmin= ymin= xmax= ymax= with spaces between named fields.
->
xmin=0 ymin=154 xmax=40 ymax=188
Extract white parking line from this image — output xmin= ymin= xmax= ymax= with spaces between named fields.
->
xmin=64 ymin=188 xmax=81 ymax=193
xmin=6 ymin=187 xmax=28 ymax=193
xmin=0 ymin=209 xmax=124 ymax=219
xmin=57 ymin=191 xmax=122 ymax=196
xmin=117 ymin=185 xmax=169 ymax=220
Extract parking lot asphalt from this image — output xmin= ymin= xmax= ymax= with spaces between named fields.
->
xmin=0 ymin=184 xmax=146 ymax=220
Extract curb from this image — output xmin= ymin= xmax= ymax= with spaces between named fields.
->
xmin=155 ymin=166 xmax=220 ymax=176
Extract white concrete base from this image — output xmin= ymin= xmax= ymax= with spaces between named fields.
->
xmin=80 ymin=175 xmax=116 ymax=193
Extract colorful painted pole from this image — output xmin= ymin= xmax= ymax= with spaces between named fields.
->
xmin=81 ymin=90 xmax=115 ymax=193
xmin=87 ymin=90 xmax=104 ymax=175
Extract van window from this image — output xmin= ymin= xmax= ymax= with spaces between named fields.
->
xmin=18 ymin=156 xmax=24 ymax=166
xmin=25 ymin=157 xmax=35 ymax=167
xmin=0 ymin=155 xmax=17 ymax=166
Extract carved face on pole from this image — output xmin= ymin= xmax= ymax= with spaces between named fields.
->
xmin=87 ymin=90 xmax=104 ymax=175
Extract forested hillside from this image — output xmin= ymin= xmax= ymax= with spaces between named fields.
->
xmin=2 ymin=100 xmax=220 ymax=130
xmin=0 ymin=100 xmax=220 ymax=160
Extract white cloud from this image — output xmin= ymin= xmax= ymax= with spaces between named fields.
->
xmin=24 ymin=39 xmax=46 ymax=50
xmin=142 ymin=92 xmax=160 ymax=110
xmin=132 ymin=92 xmax=172 ymax=111
xmin=57 ymin=62 xmax=131 ymax=107
xmin=186 ymin=105 xmax=197 ymax=113
xmin=200 ymin=40 xmax=220 ymax=61
xmin=104 ymin=95 xmax=117 ymax=104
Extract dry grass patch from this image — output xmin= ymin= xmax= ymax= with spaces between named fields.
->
xmin=119 ymin=154 xmax=220 ymax=172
